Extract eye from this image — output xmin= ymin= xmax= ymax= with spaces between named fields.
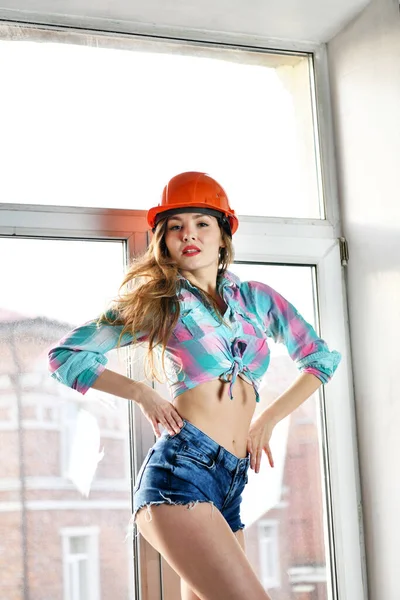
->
xmin=168 ymin=222 xmax=209 ymax=231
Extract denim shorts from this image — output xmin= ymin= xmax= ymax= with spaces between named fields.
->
xmin=133 ymin=419 xmax=251 ymax=533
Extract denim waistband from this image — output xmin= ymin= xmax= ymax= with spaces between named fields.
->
xmin=175 ymin=419 xmax=250 ymax=473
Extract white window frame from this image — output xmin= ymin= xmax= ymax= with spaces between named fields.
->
xmin=0 ymin=201 xmax=365 ymax=600
xmin=0 ymin=26 xmax=365 ymax=600
xmin=60 ymin=526 xmax=100 ymax=600
xmin=233 ymin=219 xmax=363 ymax=600
xmin=258 ymin=520 xmax=280 ymax=589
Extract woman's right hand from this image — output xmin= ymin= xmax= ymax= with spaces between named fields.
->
xmin=134 ymin=381 xmax=184 ymax=438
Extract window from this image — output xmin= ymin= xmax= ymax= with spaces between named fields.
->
xmin=258 ymin=521 xmax=280 ymax=589
xmin=61 ymin=527 xmax=100 ymax=600
xmin=0 ymin=237 xmax=134 ymax=599
xmin=0 ymin=27 xmax=323 ymax=219
xmin=232 ymin=264 xmax=328 ymax=598
xmin=0 ymin=22 xmax=363 ymax=600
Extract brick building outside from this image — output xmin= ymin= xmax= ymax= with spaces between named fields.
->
xmin=0 ymin=311 xmax=133 ymax=600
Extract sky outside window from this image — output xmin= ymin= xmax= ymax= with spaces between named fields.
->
xmin=0 ymin=38 xmax=321 ymax=218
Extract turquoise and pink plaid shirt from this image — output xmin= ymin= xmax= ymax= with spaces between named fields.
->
xmin=48 ymin=270 xmax=341 ymax=402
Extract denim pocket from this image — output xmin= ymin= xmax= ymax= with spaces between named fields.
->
xmin=175 ymin=442 xmax=215 ymax=469
xmin=164 ymin=420 xmax=186 ymax=440
xmin=134 ymin=447 xmax=155 ymax=491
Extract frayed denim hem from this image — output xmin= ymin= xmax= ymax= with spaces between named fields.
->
xmin=127 ymin=494 xmax=216 ymax=540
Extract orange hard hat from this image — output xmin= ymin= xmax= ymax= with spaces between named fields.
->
xmin=147 ymin=172 xmax=239 ymax=236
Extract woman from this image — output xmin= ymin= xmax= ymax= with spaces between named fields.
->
xmin=48 ymin=171 xmax=341 ymax=600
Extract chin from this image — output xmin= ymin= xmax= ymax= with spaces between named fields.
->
xmin=176 ymin=260 xmax=200 ymax=272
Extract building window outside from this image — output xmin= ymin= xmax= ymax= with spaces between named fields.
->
xmin=258 ymin=520 xmax=280 ymax=590
xmin=61 ymin=527 xmax=100 ymax=600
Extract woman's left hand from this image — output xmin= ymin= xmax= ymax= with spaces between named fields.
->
xmin=247 ymin=415 xmax=275 ymax=473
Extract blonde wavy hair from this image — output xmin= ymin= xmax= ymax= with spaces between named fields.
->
xmin=100 ymin=215 xmax=235 ymax=382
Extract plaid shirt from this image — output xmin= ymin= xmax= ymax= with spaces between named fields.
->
xmin=48 ymin=270 xmax=341 ymax=402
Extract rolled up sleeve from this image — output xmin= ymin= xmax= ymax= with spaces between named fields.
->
xmin=48 ymin=312 xmax=144 ymax=394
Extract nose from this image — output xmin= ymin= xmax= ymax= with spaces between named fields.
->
xmin=181 ymin=225 xmax=197 ymax=240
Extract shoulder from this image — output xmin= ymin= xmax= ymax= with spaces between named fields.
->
xmin=239 ymin=280 xmax=295 ymax=327
xmin=235 ymin=277 xmax=277 ymax=305
xmin=221 ymin=271 xmax=277 ymax=315
xmin=224 ymin=270 xmax=273 ymax=293
xmin=223 ymin=269 xmax=285 ymax=307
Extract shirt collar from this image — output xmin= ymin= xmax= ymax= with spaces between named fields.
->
xmin=218 ymin=270 xmax=241 ymax=291
xmin=177 ymin=269 xmax=240 ymax=292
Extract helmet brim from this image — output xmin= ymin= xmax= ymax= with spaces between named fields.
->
xmin=148 ymin=203 xmax=238 ymax=235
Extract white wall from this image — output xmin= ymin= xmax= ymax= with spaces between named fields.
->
xmin=328 ymin=1 xmax=400 ymax=599
xmin=0 ymin=0 xmax=372 ymax=45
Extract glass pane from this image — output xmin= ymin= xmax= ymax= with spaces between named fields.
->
xmin=0 ymin=31 xmax=322 ymax=218
xmin=70 ymin=536 xmax=87 ymax=555
xmin=232 ymin=263 xmax=331 ymax=600
xmin=69 ymin=563 xmax=78 ymax=599
xmin=0 ymin=238 xmax=134 ymax=600
xmin=158 ymin=262 xmax=333 ymax=599
xmin=79 ymin=557 xmax=89 ymax=600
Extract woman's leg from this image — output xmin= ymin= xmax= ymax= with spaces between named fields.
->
xmin=135 ymin=503 xmax=272 ymax=600
xmin=180 ymin=528 xmax=248 ymax=600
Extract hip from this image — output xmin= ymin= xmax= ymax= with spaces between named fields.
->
xmin=134 ymin=418 xmax=251 ymax=515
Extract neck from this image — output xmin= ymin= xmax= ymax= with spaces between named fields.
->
xmin=178 ymin=267 xmax=220 ymax=297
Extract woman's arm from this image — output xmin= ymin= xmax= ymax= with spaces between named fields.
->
xmin=48 ymin=318 xmax=183 ymax=436
xmin=246 ymin=281 xmax=341 ymax=472
xmin=48 ymin=312 xmax=141 ymax=394
xmin=249 ymin=280 xmax=341 ymax=384
xmin=261 ymin=372 xmax=322 ymax=427
xmin=248 ymin=373 xmax=322 ymax=473
xmin=90 ymin=367 xmax=144 ymax=401
xmin=91 ymin=368 xmax=183 ymax=436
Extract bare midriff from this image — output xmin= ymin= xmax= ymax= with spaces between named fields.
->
xmin=172 ymin=376 xmax=257 ymax=459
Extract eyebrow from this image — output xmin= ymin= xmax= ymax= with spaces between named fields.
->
xmin=168 ymin=214 xmax=211 ymax=222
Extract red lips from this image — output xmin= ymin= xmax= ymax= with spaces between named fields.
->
xmin=182 ymin=245 xmax=201 ymax=254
